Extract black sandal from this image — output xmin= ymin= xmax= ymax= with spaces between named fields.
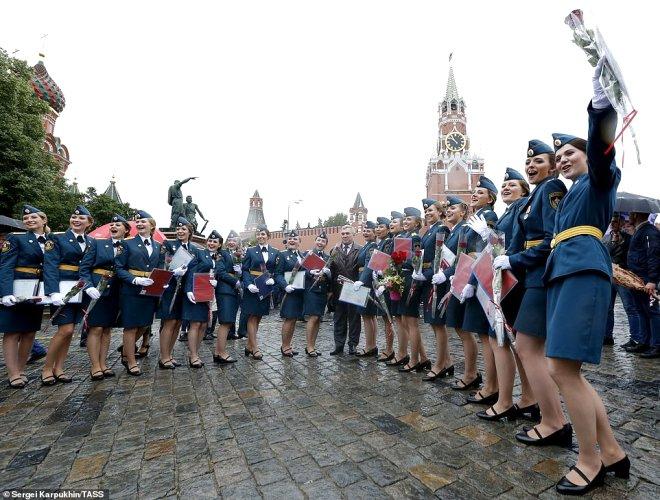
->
xmin=158 ymin=360 xmax=175 ymax=370
xmin=477 ymin=405 xmax=518 ymax=422
xmin=466 ymin=390 xmax=499 ymax=405
xmin=451 ymin=373 xmax=482 ymax=391
xmin=90 ymin=371 xmax=105 ymax=381
xmin=9 ymin=377 xmax=26 ymax=389
xmin=398 ymin=362 xmax=420 ymax=373
xmin=54 ymin=373 xmax=73 ymax=384
xmin=386 ymin=354 xmax=409 ymax=367
xmin=422 ymin=370 xmax=440 ymax=382
xmin=102 ymin=369 xmax=115 ymax=378
xmin=189 ymin=358 xmax=204 ymax=368
xmin=40 ymin=375 xmax=57 ymax=386
xmin=305 ymin=348 xmax=320 ymax=357
xmin=213 ymin=354 xmax=237 ymax=364
xmin=136 ymin=345 xmax=150 ymax=358
xmin=126 ymin=364 xmax=142 ymax=376
xmin=415 ymin=359 xmax=432 ymax=372
xmin=250 ymin=350 xmax=263 ymax=360
xmin=356 ymin=346 xmax=378 ymax=358
xmin=377 ymin=351 xmax=395 ymax=362
xmin=244 ymin=348 xmax=253 ymax=357
xmin=281 ymin=347 xmax=295 ymax=358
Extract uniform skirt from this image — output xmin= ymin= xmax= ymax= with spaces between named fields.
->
xmin=182 ymin=297 xmax=212 ymax=322
xmin=303 ymin=290 xmax=326 ymax=317
xmin=445 ymin=296 xmax=466 ymax=329
xmin=513 ymin=287 xmax=547 ymax=338
xmin=546 ymin=272 xmax=610 ymax=364
xmin=120 ymin=294 xmax=158 ymax=329
xmin=461 ymin=296 xmax=490 ymax=335
xmin=50 ymin=303 xmax=83 ymax=326
xmin=242 ymin=290 xmax=270 ymax=317
xmin=217 ymin=293 xmax=239 ymax=324
xmin=280 ymin=289 xmax=304 ymax=319
xmin=357 ymin=289 xmax=378 ymax=316
xmin=424 ymin=282 xmax=448 ymax=325
xmin=488 ymin=281 xmax=524 ymax=339
xmin=83 ymin=286 xmax=120 ymax=328
xmin=0 ymin=303 xmax=44 ymax=333
xmin=158 ymin=279 xmax=183 ymax=321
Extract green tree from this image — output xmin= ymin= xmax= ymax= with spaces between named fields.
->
xmin=0 ymin=48 xmax=62 ymax=219
xmin=82 ymin=187 xmax=133 ymax=229
xmin=323 ymin=212 xmax=348 ymax=227
xmin=316 ymin=217 xmax=323 ymax=228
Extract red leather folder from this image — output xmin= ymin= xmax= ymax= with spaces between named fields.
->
xmin=450 ymin=253 xmax=475 ymax=300
xmin=301 ymin=252 xmax=326 ymax=271
xmin=140 ymin=269 xmax=174 ymax=297
xmin=193 ymin=274 xmax=215 ymax=302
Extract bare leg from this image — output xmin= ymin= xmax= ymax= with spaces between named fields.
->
xmin=281 ymin=318 xmax=296 ymax=351
xmin=479 ymin=334 xmax=498 ymax=396
xmin=187 ymin=321 xmax=203 ymax=362
xmin=548 ymin=358 xmax=622 ymax=485
xmin=455 ymin=327 xmax=478 ymax=383
xmin=167 ymin=320 xmax=182 ymax=361
xmin=215 ymin=324 xmax=232 ymax=358
xmin=86 ymin=326 xmax=103 ymax=374
xmin=378 ymin=318 xmax=394 ymax=360
xmin=361 ymin=315 xmax=377 ymax=351
xmin=513 ymin=349 xmax=536 ymax=407
xmin=122 ymin=328 xmax=138 ymax=370
xmin=247 ymin=316 xmax=261 ymax=353
xmin=305 ymin=316 xmax=320 ymax=351
xmin=516 ymin=333 xmax=566 ymax=437
xmin=488 ymin=336 xmax=515 ymax=412
xmin=42 ymin=324 xmax=74 ymax=377
xmin=17 ymin=332 xmax=35 ymax=375
xmin=3 ymin=332 xmax=21 ymax=381
xmin=428 ymin=324 xmax=452 ymax=375
xmin=394 ymin=316 xmax=408 ymax=359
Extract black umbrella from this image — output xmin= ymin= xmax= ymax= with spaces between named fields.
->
xmin=615 ymin=192 xmax=660 ymax=214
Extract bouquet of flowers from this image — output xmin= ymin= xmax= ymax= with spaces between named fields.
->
xmin=564 ymin=9 xmax=640 ymax=163
xmin=383 ymin=251 xmax=406 ymax=301
xmin=43 ymin=279 xmax=86 ymax=334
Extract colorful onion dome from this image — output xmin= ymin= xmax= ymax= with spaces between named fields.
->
xmin=30 ymin=61 xmax=65 ymax=112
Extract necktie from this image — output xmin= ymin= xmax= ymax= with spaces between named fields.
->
xmin=183 ymin=243 xmax=188 ymax=250
xmin=344 ymin=244 xmax=349 ymax=254
xmin=37 ymin=236 xmax=46 ymax=244
xmin=76 ymin=235 xmax=85 ymax=243
xmin=113 ymin=241 xmax=121 ymax=248
xmin=261 ymin=247 xmax=268 ymax=253
xmin=144 ymin=239 xmax=150 ymax=246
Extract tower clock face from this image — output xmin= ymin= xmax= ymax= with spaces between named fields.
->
xmin=445 ymin=132 xmax=465 ymax=152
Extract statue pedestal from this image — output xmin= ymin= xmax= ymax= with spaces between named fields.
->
xmin=160 ymin=229 xmax=207 ymax=248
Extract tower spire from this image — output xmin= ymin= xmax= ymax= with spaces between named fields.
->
xmin=444 ymin=64 xmax=460 ymax=102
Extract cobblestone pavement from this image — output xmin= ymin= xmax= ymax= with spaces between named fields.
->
xmin=0 ymin=301 xmax=658 ymax=499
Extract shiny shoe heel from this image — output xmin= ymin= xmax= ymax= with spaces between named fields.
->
xmin=604 ymin=455 xmax=630 ymax=479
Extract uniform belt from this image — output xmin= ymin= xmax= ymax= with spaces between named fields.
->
xmin=129 ymin=269 xmax=151 ymax=278
xmin=550 ymin=226 xmax=603 ymax=249
xmin=524 ymin=240 xmax=543 ymax=249
xmin=227 ymin=272 xmax=237 ymax=278
xmin=15 ymin=266 xmax=41 ymax=275
xmin=93 ymin=268 xmax=114 ymax=277
xmin=58 ymin=264 xmax=79 ymax=271
xmin=422 ymin=262 xmax=431 ymax=269
xmin=249 ymin=270 xmax=263 ymax=277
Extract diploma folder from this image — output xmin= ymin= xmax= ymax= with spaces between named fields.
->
xmin=193 ymin=274 xmax=215 ymax=302
xmin=394 ymin=237 xmax=412 ymax=259
xmin=168 ymin=245 xmax=194 ymax=271
xmin=338 ymin=282 xmax=370 ymax=307
xmin=254 ymin=272 xmax=273 ymax=300
xmin=450 ymin=253 xmax=475 ymax=300
xmin=140 ymin=269 xmax=174 ymax=297
xmin=301 ymin=252 xmax=326 ymax=271
xmin=284 ymin=271 xmax=305 ymax=290
xmin=367 ymin=250 xmax=391 ymax=273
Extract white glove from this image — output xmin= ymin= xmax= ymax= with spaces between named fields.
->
xmin=353 ymin=281 xmax=364 ymax=291
xmin=431 ymin=272 xmax=446 ymax=285
xmin=235 ymin=281 xmax=242 ymax=290
xmin=50 ymin=292 xmax=65 ymax=306
xmin=467 ymin=214 xmax=491 ymax=241
xmin=493 ymin=255 xmax=511 ymax=270
xmin=460 ymin=284 xmax=475 ymax=302
xmin=372 ymin=271 xmax=378 ymax=281
xmin=265 ymin=278 xmax=275 ymax=286
xmin=248 ymin=284 xmax=259 ymax=294
xmin=133 ymin=277 xmax=154 ymax=287
xmin=85 ymin=287 xmax=101 ymax=300
xmin=163 ymin=284 xmax=169 ymax=289
xmin=210 ymin=279 xmax=217 ymax=288
xmin=322 ymin=267 xmax=331 ymax=277
xmin=233 ymin=264 xmax=242 ymax=273
xmin=375 ymin=285 xmax=385 ymax=297
xmin=285 ymin=285 xmax=295 ymax=293
xmin=412 ymin=271 xmax=426 ymax=282
xmin=592 ymin=57 xmax=610 ymax=109
xmin=172 ymin=266 xmax=187 ymax=277
xmin=310 ymin=269 xmax=321 ymax=276
xmin=1 ymin=295 xmax=17 ymax=307
xmin=449 ymin=275 xmax=455 ymax=283
xmin=187 ymin=291 xmax=196 ymax=303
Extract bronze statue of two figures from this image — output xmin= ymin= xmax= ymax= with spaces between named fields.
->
xmin=167 ymin=177 xmax=207 ymax=234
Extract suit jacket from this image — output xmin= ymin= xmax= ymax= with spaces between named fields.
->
xmin=329 ymin=242 xmax=362 ymax=296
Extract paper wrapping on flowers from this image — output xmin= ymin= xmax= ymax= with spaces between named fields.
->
xmin=565 ymin=9 xmax=640 ymax=163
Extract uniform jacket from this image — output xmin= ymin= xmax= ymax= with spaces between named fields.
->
xmin=509 ymin=177 xmax=566 ymax=288
xmin=603 ymin=231 xmax=631 ymax=268
xmin=496 ymin=197 xmax=528 ymax=247
xmin=275 ymin=249 xmax=304 ymax=289
xmin=44 ymin=229 xmax=92 ymax=295
xmin=627 ymin=222 xmax=659 ymax=284
xmin=114 ymin=236 xmax=165 ymax=295
xmin=185 ymin=248 xmax=215 ymax=294
xmin=421 ymin=222 xmax=451 ymax=280
xmin=544 ymin=104 xmax=621 ymax=283
xmin=304 ymin=250 xmax=330 ymax=294
xmin=0 ymin=231 xmax=50 ymax=297
xmin=356 ymin=240 xmax=377 ymax=280
xmin=241 ymin=245 xmax=278 ymax=287
xmin=216 ymin=249 xmax=241 ymax=295
xmin=79 ymin=238 xmax=122 ymax=296
xmin=442 ymin=220 xmax=467 ymax=280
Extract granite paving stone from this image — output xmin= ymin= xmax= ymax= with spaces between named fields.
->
xmin=0 ymin=306 xmax=655 ymax=498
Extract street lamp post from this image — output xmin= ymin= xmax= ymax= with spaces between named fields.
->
xmin=287 ymin=200 xmax=303 ymax=231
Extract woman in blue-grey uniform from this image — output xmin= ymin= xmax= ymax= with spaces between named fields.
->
xmin=79 ymin=214 xmax=130 ymax=380
xmin=417 ymin=199 xmax=452 ymax=381
xmin=182 ymin=229 xmax=216 ymax=368
xmin=213 ymin=230 xmax=240 ymax=364
xmin=352 ymin=221 xmax=379 ymax=357
xmin=157 ymin=217 xmax=194 ymax=369
xmin=0 ymin=205 xmax=50 ymax=388
xmin=370 ymin=218 xmax=395 ymax=361
xmin=303 ymin=231 xmax=331 ymax=357
xmin=468 ymin=168 xmax=535 ymax=422
xmin=383 ymin=211 xmax=409 ymax=367
xmin=242 ymin=224 xmax=278 ymax=360
xmin=428 ymin=196 xmax=466 ymax=381
xmin=115 ymin=210 xmax=164 ymax=375
xmin=397 ymin=207 xmax=430 ymax=373
xmin=275 ymin=230 xmax=305 ymax=357
xmin=41 ymin=205 xmax=94 ymax=385
xmin=490 ymin=149 xmax=571 ymax=439
xmin=540 ymin=65 xmax=627 ymax=495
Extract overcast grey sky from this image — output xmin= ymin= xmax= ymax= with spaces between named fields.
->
xmin=1 ymin=1 xmax=657 ymax=236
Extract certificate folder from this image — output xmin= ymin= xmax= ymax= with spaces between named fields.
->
xmin=193 ymin=274 xmax=215 ymax=302
xmin=140 ymin=269 xmax=174 ymax=297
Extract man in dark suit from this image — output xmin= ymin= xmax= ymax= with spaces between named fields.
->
xmin=329 ymin=225 xmax=362 ymax=355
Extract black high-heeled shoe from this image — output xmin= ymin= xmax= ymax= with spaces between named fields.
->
xmin=516 ymin=423 xmax=573 ymax=448
xmin=451 ymin=373 xmax=482 ymax=391
xmin=189 ymin=358 xmax=204 ymax=369
xmin=604 ymin=455 xmax=630 ymax=479
xmin=136 ymin=345 xmax=150 ymax=359
xmin=158 ymin=360 xmax=175 ymax=370
xmin=250 ymin=350 xmax=263 ymax=360
xmin=514 ymin=403 xmax=541 ymax=422
xmin=422 ymin=364 xmax=454 ymax=382
xmin=126 ymin=364 xmax=142 ymax=376
xmin=213 ymin=354 xmax=237 ymax=364
xmin=415 ymin=359 xmax=432 ymax=372
xmin=398 ymin=362 xmax=420 ymax=373
xmin=386 ymin=354 xmax=409 ymax=367
xmin=244 ymin=348 xmax=252 ymax=357
xmin=377 ymin=351 xmax=395 ymax=362
xmin=555 ymin=464 xmax=605 ymax=496
xmin=466 ymin=391 xmax=499 ymax=405
xmin=356 ymin=346 xmax=378 ymax=358
xmin=281 ymin=347 xmax=295 ymax=358
xmin=477 ymin=405 xmax=518 ymax=422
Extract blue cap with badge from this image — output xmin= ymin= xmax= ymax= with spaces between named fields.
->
xmin=422 ymin=198 xmax=437 ymax=209
xmin=364 ymin=221 xmax=377 ymax=229
xmin=177 ymin=216 xmax=191 ymax=227
xmin=227 ymin=229 xmax=239 ymax=239
xmin=552 ymin=133 xmax=582 ymax=151
xmin=318 ymin=230 xmax=328 ymax=240
xmin=73 ymin=205 xmax=91 ymax=216
xmin=111 ymin=214 xmax=128 ymax=223
xmin=504 ymin=168 xmax=525 ymax=181
xmin=287 ymin=230 xmax=298 ymax=238
xmin=476 ymin=175 xmax=498 ymax=194
xmin=391 ymin=211 xmax=404 ymax=220
xmin=208 ymin=230 xmax=221 ymax=240
xmin=403 ymin=207 xmax=422 ymax=217
xmin=376 ymin=217 xmax=391 ymax=226
xmin=22 ymin=204 xmax=42 ymax=215
xmin=527 ymin=139 xmax=554 ymax=157
xmin=447 ymin=195 xmax=464 ymax=206
xmin=134 ymin=210 xmax=152 ymax=219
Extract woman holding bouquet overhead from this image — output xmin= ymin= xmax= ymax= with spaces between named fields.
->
xmin=157 ymin=217 xmax=195 ymax=369
xmin=79 ymin=213 xmax=130 ymax=380
xmin=537 ymin=61 xmax=626 ymax=495
xmin=242 ymin=224 xmax=278 ymax=360
xmin=275 ymin=230 xmax=305 ymax=357
xmin=41 ymin=205 xmax=93 ymax=385
xmin=115 ymin=210 xmax=164 ymax=376
xmin=303 ymin=231 xmax=331 ymax=357
xmin=0 ymin=205 xmax=50 ymax=388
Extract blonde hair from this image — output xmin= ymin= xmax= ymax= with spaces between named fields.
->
xmin=147 ymin=218 xmax=157 ymax=236
xmin=36 ymin=211 xmax=51 ymax=234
